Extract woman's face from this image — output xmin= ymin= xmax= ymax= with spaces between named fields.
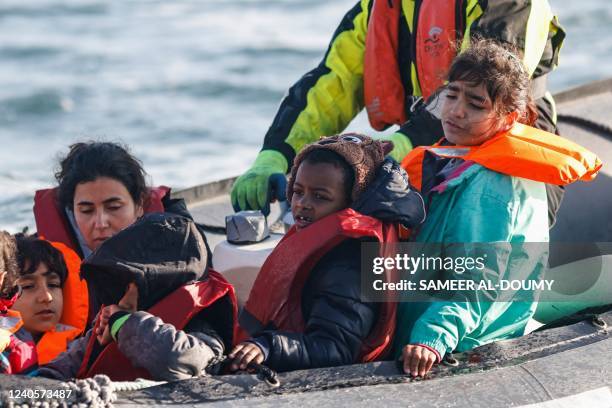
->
xmin=441 ymin=80 xmax=515 ymax=146
xmin=73 ymin=177 xmax=144 ymax=251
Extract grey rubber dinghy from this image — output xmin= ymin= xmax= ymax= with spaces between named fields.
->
xmin=2 ymin=79 xmax=612 ymax=408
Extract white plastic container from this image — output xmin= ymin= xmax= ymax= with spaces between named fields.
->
xmin=212 ymin=234 xmax=283 ymax=306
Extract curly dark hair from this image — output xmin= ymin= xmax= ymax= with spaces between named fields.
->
xmin=55 ymin=141 xmax=149 ymax=210
xmin=14 ymin=234 xmax=68 ymax=288
xmin=446 ymin=38 xmax=538 ymax=126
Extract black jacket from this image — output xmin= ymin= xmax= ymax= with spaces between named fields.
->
xmin=83 ymin=195 xmax=212 ymax=323
xmin=250 ymin=159 xmax=424 ymax=371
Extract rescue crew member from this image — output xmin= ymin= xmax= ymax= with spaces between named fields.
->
xmin=229 ymin=134 xmax=425 ymax=372
xmin=230 ymin=0 xmax=566 ymax=226
xmin=393 ymin=40 xmax=601 ymax=377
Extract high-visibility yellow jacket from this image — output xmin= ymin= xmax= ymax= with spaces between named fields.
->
xmin=262 ymin=0 xmax=565 ymax=166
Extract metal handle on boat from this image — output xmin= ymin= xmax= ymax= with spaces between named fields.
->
xmin=442 ymin=354 xmax=459 ymax=367
xmin=591 ymin=316 xmax=607 ymax=330
xmin=248 ymin=362 xmax=280 ymax=388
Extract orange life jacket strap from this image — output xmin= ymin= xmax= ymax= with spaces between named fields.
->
xmin=364 ymin=0 xmax=406 ymax=131
xmin=415 ymin=0 xmax=457 ymax=99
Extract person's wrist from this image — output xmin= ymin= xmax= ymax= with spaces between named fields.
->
xmin=414 ymin=343 xmax=442 ymax=363
xmin=109 ymin=311 xmax=131 ymax=341
xmin=253 ymin=150 xmax=289 ymax=174
xmin=385 ymin=133 xmax=414 ymax=162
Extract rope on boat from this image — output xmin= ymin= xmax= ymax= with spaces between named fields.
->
xmin=196 ymin=222 xmax=226 ymax=235
xmin=0 ymin=375 xmax=166 ymax=408
xmin=557 ymin=114 xmax=612 ymax=140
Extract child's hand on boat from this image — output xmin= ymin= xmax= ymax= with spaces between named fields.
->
xmin=401 ymin=344 xmax=439 ymax=377
xmin=96 ymin=307 xmax=113 ymax=345
xmin=228 ymin=342 xmax=265 ymax=371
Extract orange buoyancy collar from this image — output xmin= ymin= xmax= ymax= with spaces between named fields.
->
xmin=77 ymin=270 xmax=237 ymax=381
xmin=364 ymin=0 xmax=458 ymax=130
xmin=239 ymin=208 xmax=400 ymax=363
xmin=37 ymin=241 xmax=88 ymax=364
xmin=33 ymin=186 xmax=171 ymax=256
xmin=401 ymin=123 xmax=602 ymax=192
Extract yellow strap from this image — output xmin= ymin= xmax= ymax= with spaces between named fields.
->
xmin=461 ymin=0 xmax=483 ymax=51
xmin=523 ymin=0 xmax=554 ymax=76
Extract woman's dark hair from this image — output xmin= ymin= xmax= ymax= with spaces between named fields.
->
xmin=446 ymin=38 xmax=538 ymax=126
xmin=301 ymin=149 xmax=355 ymax=203
xmin=7 ymin=235 xmax=68 ymax=294
xmin=55 ymin=142 xmax=148 ymax=210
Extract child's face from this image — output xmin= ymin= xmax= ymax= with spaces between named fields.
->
xmin=11 ymin=262 xmax=63 ymax=336
xmin=291 ymin=161 xmax=350 ymax=229
xmin=74 ymin=176 xmax=144 ymax=251
xmin=441 ymin=80 xmax=515 ymax=146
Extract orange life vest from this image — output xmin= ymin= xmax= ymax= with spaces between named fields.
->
xmin=76 ymin=270 xmax=236 ymax=381
xmin=239 ymin=208 xmax=399 ymax=363
xmin=0 ymin=242 xmax=88 ymax=370
xmin=364 ymin=0 xmax=458 ymax=130
xmin=401 ymin=123 xmax=602 ymax=192
xmin=415 ymin=0 xmax=458 ymax=99
xmin=37 ymin=242 xmax=88 ymax=364
xmin=33 ymin=186 xmax=171 ymax=256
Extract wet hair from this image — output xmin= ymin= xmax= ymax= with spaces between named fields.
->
xmin=55 ymin=142 xmax=148 ymax=210
xmin=300 ymin=149 xmax=355 ymax=203
xmin=446 ymin=38 xmax=538 ymax=126
xmin=14 ymin=235 xmax=68 ymax=289
xmin=0 ymin=231 xmax=18 ymax=298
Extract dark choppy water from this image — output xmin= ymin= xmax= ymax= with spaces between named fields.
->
xmin=1 ymin=0 xmax=611 ymax=232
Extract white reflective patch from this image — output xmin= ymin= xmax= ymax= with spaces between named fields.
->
xmin=0 ymin=316 xmax=20 ymax=330
xmin=517 ymin=387 xmax=612 ymax=408
xmin=429 ymin=147 xmax=470 ymax=157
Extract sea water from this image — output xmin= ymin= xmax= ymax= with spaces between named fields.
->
xmin=1 ymin=0 xmax=611 ymax=232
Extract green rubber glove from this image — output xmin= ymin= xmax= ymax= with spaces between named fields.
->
xmin=231 ymin=150 xmax=289 ymax=215
xmin=383 ymin=132 xmax=414 ymax=163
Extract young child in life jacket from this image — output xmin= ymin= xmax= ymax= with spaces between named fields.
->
xmin=394 ymin=39 xmax=601 ymax=377
xmin=38 ymin=212 xmax=236 ymax=382
xmin=229 ymin=134 xmax=425 ymax=372
xmin=0 ymin=233 xmax=84 ymax=375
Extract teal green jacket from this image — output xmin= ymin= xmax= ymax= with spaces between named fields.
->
xmin=393 ymin=162 xmax=549 ymax=360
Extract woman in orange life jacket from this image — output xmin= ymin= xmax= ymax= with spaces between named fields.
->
xmin=393 ymin=39 xmax=601 ymax=378
xmin=35 ymin=142 xmax=236 ymax=381
xmin=229 ymin=134 xmax=425 ymax=372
